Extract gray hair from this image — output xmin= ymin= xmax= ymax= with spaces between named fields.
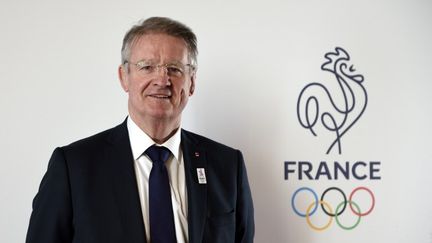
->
xmin=121 ymin=17 xmax=198 ymax=66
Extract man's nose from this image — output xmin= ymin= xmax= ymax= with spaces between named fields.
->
xmin=152 ymin=66 xmax=171 ymax=86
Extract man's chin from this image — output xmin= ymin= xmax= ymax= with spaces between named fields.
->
xmin=146 ymin=108 xmax=175 ymax=120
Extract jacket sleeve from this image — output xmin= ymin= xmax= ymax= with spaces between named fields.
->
xmin=26 ymin=147 xmax=73 ymax=243
xmin=235 ymin=150 xmax=255 ymax=243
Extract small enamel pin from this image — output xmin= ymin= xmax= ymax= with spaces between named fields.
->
xmin=196 ymin=168 xmax=207 ymax=184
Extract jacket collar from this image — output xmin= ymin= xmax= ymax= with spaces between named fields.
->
xmin=106 ymin=119 xmax=147 ymax=243
xmin=181 ymin=129 xmax=208 ymax=243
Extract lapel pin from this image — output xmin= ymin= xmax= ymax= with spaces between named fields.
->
xmin=194 ymin=152 xmax=200 ymax=157
xmin=196 ymin=168 xmax=207 ymax=184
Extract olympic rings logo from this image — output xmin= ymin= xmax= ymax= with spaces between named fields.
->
xmin=291 ymin=186 xmax=375 ymax=231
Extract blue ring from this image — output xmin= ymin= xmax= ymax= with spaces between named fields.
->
xmin=291 ymin=187 xmax=319 ymax=217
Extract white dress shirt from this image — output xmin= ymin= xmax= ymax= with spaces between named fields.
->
xmin=127 ymin=117 xmax=188 ymax=243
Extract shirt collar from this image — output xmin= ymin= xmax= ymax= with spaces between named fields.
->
xmin=127 ymin=117 xmax=181 ymax=162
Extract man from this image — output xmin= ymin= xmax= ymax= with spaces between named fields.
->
xmin=26 ymin=17 xmax=254 ymax=243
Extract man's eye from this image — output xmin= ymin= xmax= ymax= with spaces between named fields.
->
xmin=167 ymin=66 xmax=183 ymax=74
xmin=139 ymin=65 xmax=154 ymax=72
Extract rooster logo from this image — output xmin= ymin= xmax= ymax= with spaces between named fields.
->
xmin=297 ymin=47 xmax=367 ymax=154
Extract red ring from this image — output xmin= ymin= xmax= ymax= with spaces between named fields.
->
xmin=349 ymin=186 xmax=375 ymax=216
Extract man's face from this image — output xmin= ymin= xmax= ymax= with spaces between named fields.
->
xmin=119 ymin=33 xmax=195 ymax=124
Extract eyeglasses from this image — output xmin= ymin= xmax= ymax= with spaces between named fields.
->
xmin=124 ymin=60 xmax=195 ymax=78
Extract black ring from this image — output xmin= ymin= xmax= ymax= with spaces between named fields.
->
xmin=320 ymin=187 xmax=347 ymax=217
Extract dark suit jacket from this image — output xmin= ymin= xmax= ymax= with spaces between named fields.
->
xmin=26 ymin=120 xmax=254 ymax=243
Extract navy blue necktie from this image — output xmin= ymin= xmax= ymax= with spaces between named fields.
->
xmin=145 ymin=145 xmax=177 ymax=243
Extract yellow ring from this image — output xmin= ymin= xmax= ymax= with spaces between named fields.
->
xmin=306 ymin=200 xmax=333 ymax=231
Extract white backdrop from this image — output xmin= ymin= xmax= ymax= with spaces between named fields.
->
xmin=1 ymin=0 xmax=431 ymax=242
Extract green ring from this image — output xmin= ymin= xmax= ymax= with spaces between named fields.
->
xmin=335 ymin=200 xmax=361 ymax=230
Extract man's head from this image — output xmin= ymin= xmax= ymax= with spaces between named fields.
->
xmin=121 ymin=17 xmax=198 ymax=68
xmin=118 ymin=17 xmax=197 ymax=130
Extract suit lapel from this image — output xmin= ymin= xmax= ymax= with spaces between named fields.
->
xmin=181 ymin=130 xmax=208 ymax=243
xmin=105 ymin=121 xmax=147 ymax=243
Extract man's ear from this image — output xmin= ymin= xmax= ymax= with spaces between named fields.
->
xmin=189 ymin=73 xmax=196 ymax=96
xmin=118 ymin=65 xmax=129 ymax=92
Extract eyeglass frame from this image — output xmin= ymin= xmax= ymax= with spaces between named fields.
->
xmin=123 ymin=60 xmax=196 ymax=78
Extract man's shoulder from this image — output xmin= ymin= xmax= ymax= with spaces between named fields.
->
xmin=62 ymin=121 xmax=126 ymax=152
xmin=181 ymin=129 xmax=238 ymax=153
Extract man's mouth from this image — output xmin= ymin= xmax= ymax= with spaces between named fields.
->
xmin=148 ymin=94 xmax=171 ymax=99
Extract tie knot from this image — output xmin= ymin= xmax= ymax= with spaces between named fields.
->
xmin=145 ymin=145 xmax=171 ymax=165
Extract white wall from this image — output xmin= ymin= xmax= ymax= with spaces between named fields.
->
xmin=1 ymin=0 xmax=431 ymax=242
